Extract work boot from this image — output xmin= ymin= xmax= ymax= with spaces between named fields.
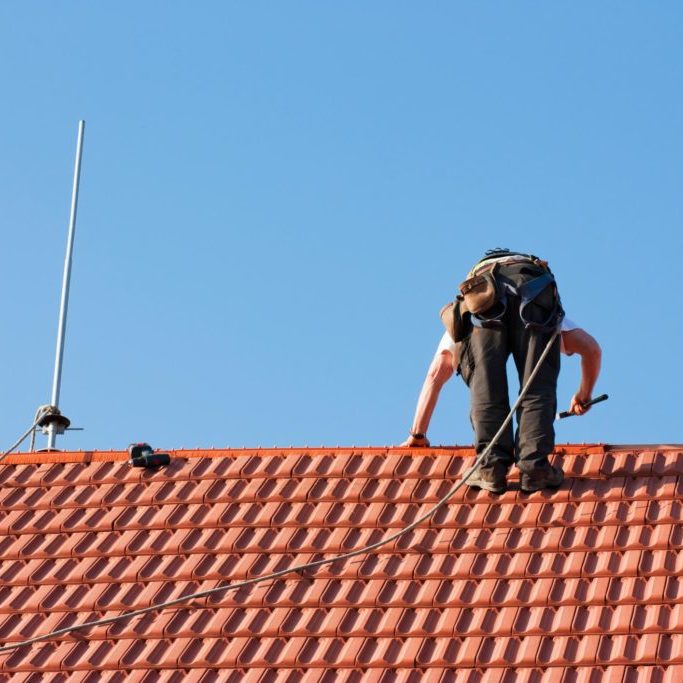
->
xmin=466 ymin=462 xmax=508 ymax=494
xmin=520 ymin=463 xmax=564 ymax=493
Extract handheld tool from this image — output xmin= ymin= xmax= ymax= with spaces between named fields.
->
xmin=127 ymin=442 xmax=171 ymax=468
xmin=557 ymin=393 xmax=609 ymax=419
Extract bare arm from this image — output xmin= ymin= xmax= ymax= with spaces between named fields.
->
xmin=561 ymin=328 xmax=602 ymax=415
xmin=400 ymin=350 xmax=456 ymax=447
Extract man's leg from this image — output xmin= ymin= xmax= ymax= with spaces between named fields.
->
xmin=511 ymin=323 xmax=562 ymax=489
xmin=461 ymin=326 xmax=514 ymax=491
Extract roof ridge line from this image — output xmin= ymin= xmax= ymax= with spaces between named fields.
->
xmin=0 ymin=444 xmax=614 ymax=466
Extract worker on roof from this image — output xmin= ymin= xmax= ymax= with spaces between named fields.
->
xmin=401 ymin=249 xmax=602 ymax=494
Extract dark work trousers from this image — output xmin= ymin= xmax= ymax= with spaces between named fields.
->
xmin=459 ymin=288 xmax=561 ymax=473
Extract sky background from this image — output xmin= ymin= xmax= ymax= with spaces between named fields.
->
xmin=1 ymin=3 xmax=681 ymax=453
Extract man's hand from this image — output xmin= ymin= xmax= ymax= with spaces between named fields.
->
xmin=400 ymin=434 xmax=431 ymax=447
xmin=569 ymin=391 xmax=592 ymax=416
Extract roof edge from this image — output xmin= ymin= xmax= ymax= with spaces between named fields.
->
xmin=604 ymin=443 xmax=683 ymax=451
xmin=0 ymin=443 xmax=617 ymax=466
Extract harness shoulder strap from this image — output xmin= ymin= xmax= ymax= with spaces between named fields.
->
xmin=516 ymin=273 xmax=554 ymax=301
xmin=517 ymin=273 xmax=564 ymax=332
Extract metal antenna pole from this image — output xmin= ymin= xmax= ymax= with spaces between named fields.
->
xmin=46 ymin=120 xmax=85 ymax=450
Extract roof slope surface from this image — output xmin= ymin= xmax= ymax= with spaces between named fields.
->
xmin=0 ymin=445 xmax=681 ymax=681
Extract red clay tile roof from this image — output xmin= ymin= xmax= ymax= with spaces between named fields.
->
xmin=0 ymin=445 xmax=682 ymax=680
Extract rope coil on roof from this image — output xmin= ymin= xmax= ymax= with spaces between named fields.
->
xmin=0 ymin=330 xmax=560 ymax=654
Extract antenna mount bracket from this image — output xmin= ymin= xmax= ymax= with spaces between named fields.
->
xmin=37 ymin=407 xmax=71 ymax=435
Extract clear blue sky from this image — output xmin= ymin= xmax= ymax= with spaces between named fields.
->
xmin=2 ymin=3 xmax=681 ymax=452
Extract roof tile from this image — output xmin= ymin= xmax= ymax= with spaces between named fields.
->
xmin=0 ymin=444 xmax=680 ymax=677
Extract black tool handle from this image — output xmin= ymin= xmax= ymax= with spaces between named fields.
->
xmin=558 ymin=393 xmax=609 ymax=419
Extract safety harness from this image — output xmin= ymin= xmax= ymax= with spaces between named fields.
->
xmin=467 ymin=248 xmax=565 ymax=333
